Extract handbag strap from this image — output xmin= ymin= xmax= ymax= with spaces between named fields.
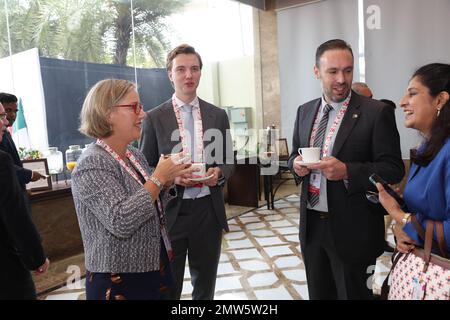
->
xmin=434 ymin=221 xmax=448 ymax=259
xmin=422 ymin=220 xmax=434 ymax=272
xmin=411 ymin=215 xmax=425 ymax=239
xmin=411 ymin=215 xmax=442 ymax=253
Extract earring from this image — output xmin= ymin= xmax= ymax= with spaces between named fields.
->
xmin=437 ymin=108 xmax=441 ymax=117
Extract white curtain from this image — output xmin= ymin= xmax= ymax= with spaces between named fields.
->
xmin=364 ymin=0 xmax=450 ymax=158
xmin=277 ymin=0 xmax=360 ymax=150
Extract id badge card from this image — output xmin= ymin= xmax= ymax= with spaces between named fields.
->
xmin=309 ymin=171 xmax=322 ymax=195
xmin=411 ymin=276 xmax=426 ymax=300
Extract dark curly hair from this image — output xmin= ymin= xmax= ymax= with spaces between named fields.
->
xmin=410 ymin=63 xmax=450 ymax=166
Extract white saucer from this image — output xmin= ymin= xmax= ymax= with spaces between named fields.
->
xmin=188 ymin=174 xmax=214 ymax=182
xmin=295 ymin=160 xmax=321 ymax=166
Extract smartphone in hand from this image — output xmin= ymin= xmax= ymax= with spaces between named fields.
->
xmin=369 ymin=173 xmax=407 ymax=210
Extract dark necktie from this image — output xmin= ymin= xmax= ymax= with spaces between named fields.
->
xmin=308 ymin=104 xmax=332 ymax=207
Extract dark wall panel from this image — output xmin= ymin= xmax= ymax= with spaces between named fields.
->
xmin=40 ymin=57 xmax=173 ymax=155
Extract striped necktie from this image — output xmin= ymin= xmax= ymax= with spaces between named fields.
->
xmin=308 ymin=104 xmax=332 ymax=207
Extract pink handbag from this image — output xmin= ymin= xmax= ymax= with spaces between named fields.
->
xmin=382 ymin=217 xmax=450 ymax=300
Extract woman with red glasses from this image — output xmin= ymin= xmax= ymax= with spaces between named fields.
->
xmin=72 ymin=79 xmax=192 ymax=300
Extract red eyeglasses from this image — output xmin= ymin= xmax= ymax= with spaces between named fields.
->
xmin=112 ymin=102 xmax=144 ymax=114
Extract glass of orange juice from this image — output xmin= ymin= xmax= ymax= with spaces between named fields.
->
xmin=66 ymin=161 xmax=77 ymax=172
xmin=65 ymin=145 xmax=82 ymax=175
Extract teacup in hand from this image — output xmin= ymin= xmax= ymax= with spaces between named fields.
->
xmin=164 ymin=152 xmax=191 ymax=165
xmin=297 ymin=147 xmax=321 ymax=163
xmin=191 ymin=162 xmax=206 ymax=178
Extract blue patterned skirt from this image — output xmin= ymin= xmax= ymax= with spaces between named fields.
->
xmin=85 ymin=240 xmax=173 ymax=300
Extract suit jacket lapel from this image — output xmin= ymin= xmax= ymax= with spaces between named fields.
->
xmin=332 ymin=94 xmax=361 ymax=157
xmin=300 ymin=99 xmax=321 ymax=147
xmin=159 ymin=100 xmax=180 ymax=149
xmin=199 ymin=99 xmax=216 ymax=149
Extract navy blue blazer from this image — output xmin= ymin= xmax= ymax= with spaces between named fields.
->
xmin=403 ymin=138 xmax=450 ymax=253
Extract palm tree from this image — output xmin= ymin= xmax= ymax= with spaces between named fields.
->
xmin=109 ymin=0 xmax=184 ymax=66
xmin=0 ymin=0 xmax=185 ymax=67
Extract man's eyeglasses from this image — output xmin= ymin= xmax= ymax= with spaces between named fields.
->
xmin=112 ymin=102 xmax=144 ymax=114
xmin=0 ymin=113 xmax=7 ymax=120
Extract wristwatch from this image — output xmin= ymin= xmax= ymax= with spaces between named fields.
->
xmin=150 ymin=176 xmax=163 ymax=190
xmin=401 ymin=213 xmax=411 ymax=225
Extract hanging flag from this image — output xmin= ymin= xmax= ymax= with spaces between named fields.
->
xmin=12 ymin=98 xmax=31 ymax=149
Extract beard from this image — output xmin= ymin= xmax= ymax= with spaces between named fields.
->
xmin=323 ymin=86 xmax=350 ymax=103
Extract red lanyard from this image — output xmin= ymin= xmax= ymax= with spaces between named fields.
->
xmin=309 ymin=96 xmax=350 ymax=157
xmin=96 ymin=139 xmax=150 ymax=185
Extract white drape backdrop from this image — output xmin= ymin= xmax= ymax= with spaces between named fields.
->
xmin=278 ymin=0 xmax=360 ymax=152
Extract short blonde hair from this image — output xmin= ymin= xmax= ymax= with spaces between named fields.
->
xmin=79 ymin=79 xmax=136 ymax=138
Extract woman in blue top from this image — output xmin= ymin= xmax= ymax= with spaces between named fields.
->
xmin=377 ymin=63 xmax=450 ymax=255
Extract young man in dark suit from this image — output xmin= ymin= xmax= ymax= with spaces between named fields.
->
xmin=140 ymin=44 xmax=234 ymax=300
xmin=0 ymin=102 xmax=49 ymax=300
xmin=287 ymin=39 xmax=404 ymax=299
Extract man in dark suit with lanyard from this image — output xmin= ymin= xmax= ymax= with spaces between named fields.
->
xmin=140 ymin=44 xmax=234 ymax=300
xmin=0 ymin=102 xmax=49 ymax=299
xmin=288 ymin=39 xmax=404 ymax=299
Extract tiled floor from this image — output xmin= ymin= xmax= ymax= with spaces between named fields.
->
xmin=40 ymin=194 xmax=394 ymax=300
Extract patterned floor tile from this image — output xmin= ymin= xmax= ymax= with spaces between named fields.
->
xmin=238 ymin=260 xmax=271 ymax=272
xmin=239 ymin=216 xmax=264 ymax=224
xmin=247 ymin=272 xmax=279 ymax=287
xmin=273 ymin=256 xmax=302 ymax=268
xmin=263 ymin=245 xmax=293 ymax=258
xmin=224 ymin=231 xmax=247 ymax=240
xmin=283 ymin=235 xmax=300 ymax=243
xmin=219 ymin=253 xmax=229 ymax=262
xmin=214 ymin=276 xmax=243 ymax=291
xmin=273 ymin=226 xmax=298 ymax=235
xmin=282 ymin=269 xmax=307 ymax=282
xmin=229 ymin=248 xmax=263 ymax=260
xmin=217 ymin=262 xmax=237 ymax=275
xmin=243 ymin=222 xmax=267 ymax=230
xmin=249 ymin=229 xmax=276 ymax=237
xmin=255 ymin=236 xmax=285 ymax=246
xmin=226 ymin=238 xmax=254 ymax=249
xmin=268 ymin=220 xmax=294 ymax=228
xmin=292 ymin=284 xmax=309 ymax=300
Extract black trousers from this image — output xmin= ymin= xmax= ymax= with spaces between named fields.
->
xmin=169 ymin=196 xmax=222 ymax=300
xmin=302 ymin=210 xmax=375 ymax=300
xmin=0 ymin=251 xmax=37 ymax=300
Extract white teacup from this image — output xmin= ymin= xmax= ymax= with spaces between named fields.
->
xmin=191 ymin=162 xmax=206 ymax=178
xmin=297 ymin=147 xmax=321 ymax=163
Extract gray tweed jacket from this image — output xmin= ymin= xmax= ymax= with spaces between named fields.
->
xmin=71 ymin=144 xmax=176 ymax=273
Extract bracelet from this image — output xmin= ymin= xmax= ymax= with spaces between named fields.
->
xmin=401 ymin=213 xmax=411 ymax=225
xmin=149 ymin=176 xmax=163 ymax=190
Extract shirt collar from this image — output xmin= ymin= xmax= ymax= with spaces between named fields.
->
xmin=173 ymin=94 xmax=199 ymax=110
